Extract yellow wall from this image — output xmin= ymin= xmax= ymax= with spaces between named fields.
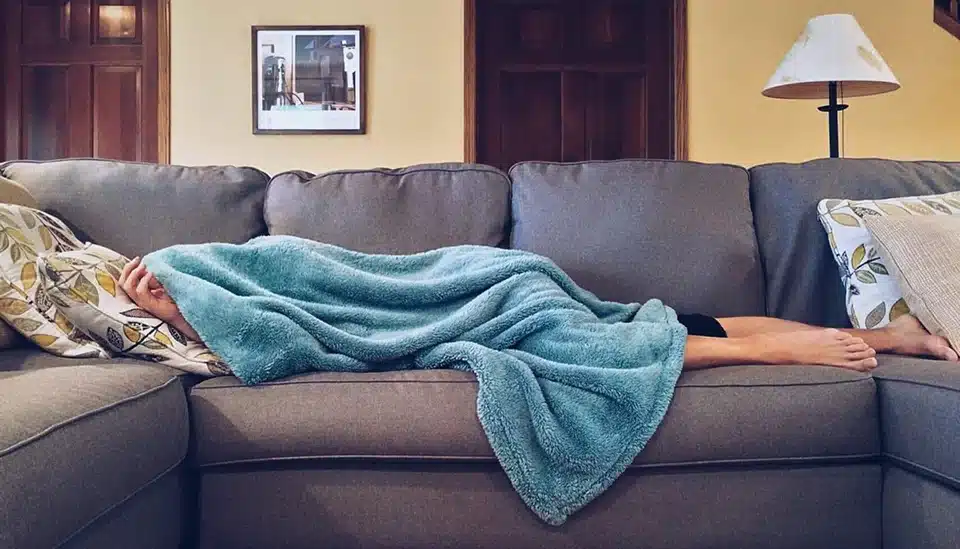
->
xmin=688 ymin=0 xmax=960 ymax=165
xmin=171 ymin=0 xmax=959 ymax=173
xmin=170 ymin=0 xmax=465 ymax=175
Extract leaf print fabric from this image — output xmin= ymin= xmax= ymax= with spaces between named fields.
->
xmin=0 ymin=204 xmax=106 ymax=357
xmin=38 ymin=243 xmax=231 ymax=377
xmin=818 ymin=191 xmax=960 ymax=329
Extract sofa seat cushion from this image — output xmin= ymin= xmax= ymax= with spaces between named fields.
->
xmin=873 ymin=356 xmax=960 ymax=487
xmin=0 ymin=357 xmax=189 ymax=548
xmin=189 ymin=365 xmax=879 ymax=468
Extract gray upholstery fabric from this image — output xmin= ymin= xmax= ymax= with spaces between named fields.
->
xmin=189 ymin=365 xmax=878 ymax=468
xmin=873 ymin=356 xmax=960 ymax=485
xmin=0 ymin=347 xmax=168 ymax=372
xmin=0 ymin=159 xmax=269 ymax=257
xmin=509 ymin=160 xmax=764 ymax=316
xmin=883 ymin=467 xmax=960 ymax=549
xmin=0 ymin=363 xmax=189 ymax=549
xmin=265 ymin=164 xmax=511 ymax=253
xmin=61 ymin=469 xmax=184 ymax=549
xmin=197 ymin=464 xmax=881 ymax=549
xmin=749 ymin=159 xmax=960 ymax=326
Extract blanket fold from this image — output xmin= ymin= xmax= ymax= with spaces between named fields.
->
xmin=144 ymin=236 xmax=687 ymax=525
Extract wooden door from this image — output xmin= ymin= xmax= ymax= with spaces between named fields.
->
xmin=2 ymin=0 xmax=164 ymax=162
xmin=471 ymin=0 xmax=683 ymax=171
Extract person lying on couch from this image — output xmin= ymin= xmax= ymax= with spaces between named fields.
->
xmin=118 ymin=249 xmax=958 ymax=374
xmin=111 ymin=236 xmax=959 ymax=527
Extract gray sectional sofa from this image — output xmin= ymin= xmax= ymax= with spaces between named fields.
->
xmin=0 ymin=158 xmax=958 ymax=549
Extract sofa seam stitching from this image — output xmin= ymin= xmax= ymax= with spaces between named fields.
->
xmin=193 ymin=452 xmax=882 ymax=470
xmin=882 ymin=453 xmax=960 ymax=488
xmin=52 ymin=457 xmax=186 ymax=549
xmin=0 ymin=376 xmax=181 ymax=458
xmin=872 ymin=376 xmax=960 ymax=393
xmin=189 ymin=377 xmax=873 ymax=391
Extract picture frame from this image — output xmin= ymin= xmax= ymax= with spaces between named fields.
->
xmin=251 ymin=25 xmax=366 ymax=135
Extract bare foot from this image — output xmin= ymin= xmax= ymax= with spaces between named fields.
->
xmin=883 ymin=315 xmax=959 ymax=362
xmin=747 ymin=329 xmax=878 ymax=372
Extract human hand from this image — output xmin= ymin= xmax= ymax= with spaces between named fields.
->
xmin=118 ymin=257 xmax=182 ymax=324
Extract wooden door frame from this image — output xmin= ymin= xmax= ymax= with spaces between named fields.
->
xmin=462 ymin=0 xmax=688 ymax=162
xmin=158 ymin=0 xmax=171 ymax=163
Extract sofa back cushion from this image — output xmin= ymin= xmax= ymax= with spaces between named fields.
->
xmin=509 ymin=160 xmax=765 ymax=317
xmin=265 ymin=164 xmax=511 ymax=254
xmin=750 ymin=159 xmax=960 ymax=327
xmin=0 ymin=159 xmax=269 ymax=257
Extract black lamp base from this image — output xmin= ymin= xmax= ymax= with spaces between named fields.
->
xmin=817 ymin=81 xmax=848 ymax=158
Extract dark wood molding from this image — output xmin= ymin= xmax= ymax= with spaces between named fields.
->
xmin=672 ymin=0 xmax=688 ymax=160
xmin=463 ymin=0 xmax=477 ymax=162
xmin=158 ymin=0 xmax=171 ymax=163
xmin=3 ymin=0 xmax=23 ymax=160
xmin=463 ymin=0 xmax=688 ymax=162
xmin=935 ymin=4 xmax=960 ymax=41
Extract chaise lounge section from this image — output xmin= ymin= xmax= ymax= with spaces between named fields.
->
xmin=0 ymin=157 xmax=957 ymax=549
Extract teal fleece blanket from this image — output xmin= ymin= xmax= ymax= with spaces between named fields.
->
xmin=144 ymin=236 xmax=687 ymax=525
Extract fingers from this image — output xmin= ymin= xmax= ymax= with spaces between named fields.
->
xmin=118 ymin=257 xmax=140 ymax=287
xmin=137 ymin=271 xmax=154 ymax=300
xmin=120 ymin=258 xmax=155 ymax=305
xmin=126 ymin=265 xmax=146 ymax=294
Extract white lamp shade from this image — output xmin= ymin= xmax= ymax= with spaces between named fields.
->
xmin=763 ymin=14 xmax=900 ymax=100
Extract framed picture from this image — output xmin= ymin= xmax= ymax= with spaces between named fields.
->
xmin=251 ymin=25 xmax=366 ymax=135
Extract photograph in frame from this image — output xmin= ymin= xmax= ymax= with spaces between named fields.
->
xmin=252 ymin=25 xmax=365 ymax=134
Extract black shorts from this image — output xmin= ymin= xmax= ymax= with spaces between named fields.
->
xmin=677 ymin=314 xmax=727 ymax=338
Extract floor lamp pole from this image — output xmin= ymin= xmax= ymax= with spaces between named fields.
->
xmin=818 ymin=81 xmax=848 ymax=158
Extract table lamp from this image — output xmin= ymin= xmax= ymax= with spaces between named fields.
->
xmin=762 ymin=14 xmax=900 ymax=158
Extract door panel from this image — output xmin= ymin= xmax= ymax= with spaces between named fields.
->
xmin=499 ymin=71 xmax=562 ymax=169
xmin=93 ymin=65 xmax=142 ymax=160
xmin=22 ymin=0 xmax=73 ymax=47
xmin=587 ymin=72 xmax=647 ymax=160
xmin=475 ymin=0 xmax=677 ymax=170
xmin=560 ymin=71 xmax=587 ymax=162
xmin=3 ymin=0 xmax=160 ymax=162
xmin=581 ymin=1 xmax=646 ymax=63
xmin=21 ymin=65 xmax=70 ymax=160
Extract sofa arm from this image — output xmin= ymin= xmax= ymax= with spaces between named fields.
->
xmin=0 ymin=360 xmax=189 ymax=548
xmin=873 ymin=356 xmax=960 ymax=549
xmin=874 ymin=356 xmax=960 ymax=482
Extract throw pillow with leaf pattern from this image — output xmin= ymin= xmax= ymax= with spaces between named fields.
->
xmin=818 ymin=191 xmax=960 ymax=329
xmin=0 ymin=204 xmax=107 ymax=357
xmin=38 ymin=243 xmax=232 ymax=377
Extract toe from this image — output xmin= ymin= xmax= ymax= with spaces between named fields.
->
xmin=848 ymin=348 xmax=877 ymax=361
xmin=846 ymin=342 xmax=871 ymax=352
xmin=856 ymin=357 xmax=879 ymax=371
xmin=936 ymin=344 xmax=959 ymax=362
xmin=924 ymin=336 xmax=958 ymax=362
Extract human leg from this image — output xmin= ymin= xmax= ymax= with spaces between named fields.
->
xmin=683 ymin=331 xmax=878 ymax=372
xmin=716 ymin=315 xmax=958 ymax=361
